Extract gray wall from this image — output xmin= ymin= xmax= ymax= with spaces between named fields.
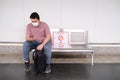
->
xmin=0 ymin=0 xmax=120 ymax=43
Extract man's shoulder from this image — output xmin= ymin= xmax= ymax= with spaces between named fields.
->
xmin=27 ymin=23 xmax=32 ymax=26
xmin=40 ymin=21 xmax=48 ymax=26
xmin=27 ymin=23 xmax=32 ymax=28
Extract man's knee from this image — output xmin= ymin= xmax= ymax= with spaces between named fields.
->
xmin=23 ymin=41 xmax=32 ymax=52
xmin=44 ymin=40 xmax=51 ymax=48
xmin=23 ymin=41 xmax=31 ymax=47
xmin=44 ymin=41 xmax=51 ymax=52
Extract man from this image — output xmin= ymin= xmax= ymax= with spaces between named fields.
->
xmin=23 ymin=12 xmax=52 ymax=73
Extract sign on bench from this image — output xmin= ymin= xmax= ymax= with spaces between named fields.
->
xmin=52 ymin=31 xmax=71 ymax=48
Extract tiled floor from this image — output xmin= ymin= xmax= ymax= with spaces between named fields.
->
xmin=0 ymin=63 xmax=120 ymax=80
xmin=0 ymin=53 xmax=120 ymax=80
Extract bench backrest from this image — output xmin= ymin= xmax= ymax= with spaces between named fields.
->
xmin=69 ymin=29 xmax=88 ymax=45
xmin=51 ymin=29 xmax=88 ymax=45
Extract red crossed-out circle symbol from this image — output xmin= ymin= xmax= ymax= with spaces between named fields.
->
xmin=58 ymin=35 xmax=64 ymax=41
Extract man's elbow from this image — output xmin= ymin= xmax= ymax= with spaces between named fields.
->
xmin=46 ymin=34 xmax=51 ymax=40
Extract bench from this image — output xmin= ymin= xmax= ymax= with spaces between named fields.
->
xmin=0 ymin=28 xmax=94 ymax=65
xmin=51 ymin=29 xmax=94 ymax=66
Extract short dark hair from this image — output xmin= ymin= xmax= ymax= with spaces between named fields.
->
xmin=30 ymin=12 xmax=40 ymax=20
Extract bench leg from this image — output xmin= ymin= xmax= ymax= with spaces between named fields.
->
xmin=91 ymin=52 xmax=94 ymax=66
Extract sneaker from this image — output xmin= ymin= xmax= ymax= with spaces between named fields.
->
xmin=24 ymin=61 xmax=31 ymax=72
xmin=45 ymin=65 xmax=51 ymax=74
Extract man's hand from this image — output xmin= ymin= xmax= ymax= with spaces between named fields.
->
xmin=37 ymin=44 xmax=44 ymax=50
xmin=25 ymin=35 xmax=35 ymax=41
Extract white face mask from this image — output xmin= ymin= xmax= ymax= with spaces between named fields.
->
xmin=32 ymin=22 xmax=39 ymax=27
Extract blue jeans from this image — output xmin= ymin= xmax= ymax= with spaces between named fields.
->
xmin=23 ymin=40 xmax=52 ymax=65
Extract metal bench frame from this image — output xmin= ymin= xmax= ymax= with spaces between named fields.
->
xmin=51 ymin=29 xmax=94 ymax=66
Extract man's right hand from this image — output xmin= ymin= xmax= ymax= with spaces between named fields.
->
xmin=25 ymin=35 xmax=34 ymax=41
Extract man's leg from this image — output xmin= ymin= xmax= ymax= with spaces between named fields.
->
xmin=23 ymin=41 xmax=39 ymax=71
xmin=43 ymin=40 xmax=52 ymax=73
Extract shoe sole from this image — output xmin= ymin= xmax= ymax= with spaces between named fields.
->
xmin=25 ymin=66 xmax=31 ymax=72
xmin=45 ymin=69 xmax=51 ymax=74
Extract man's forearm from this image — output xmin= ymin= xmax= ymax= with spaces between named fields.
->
xmin=41 ymin=34 xmax=51 ymax=46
